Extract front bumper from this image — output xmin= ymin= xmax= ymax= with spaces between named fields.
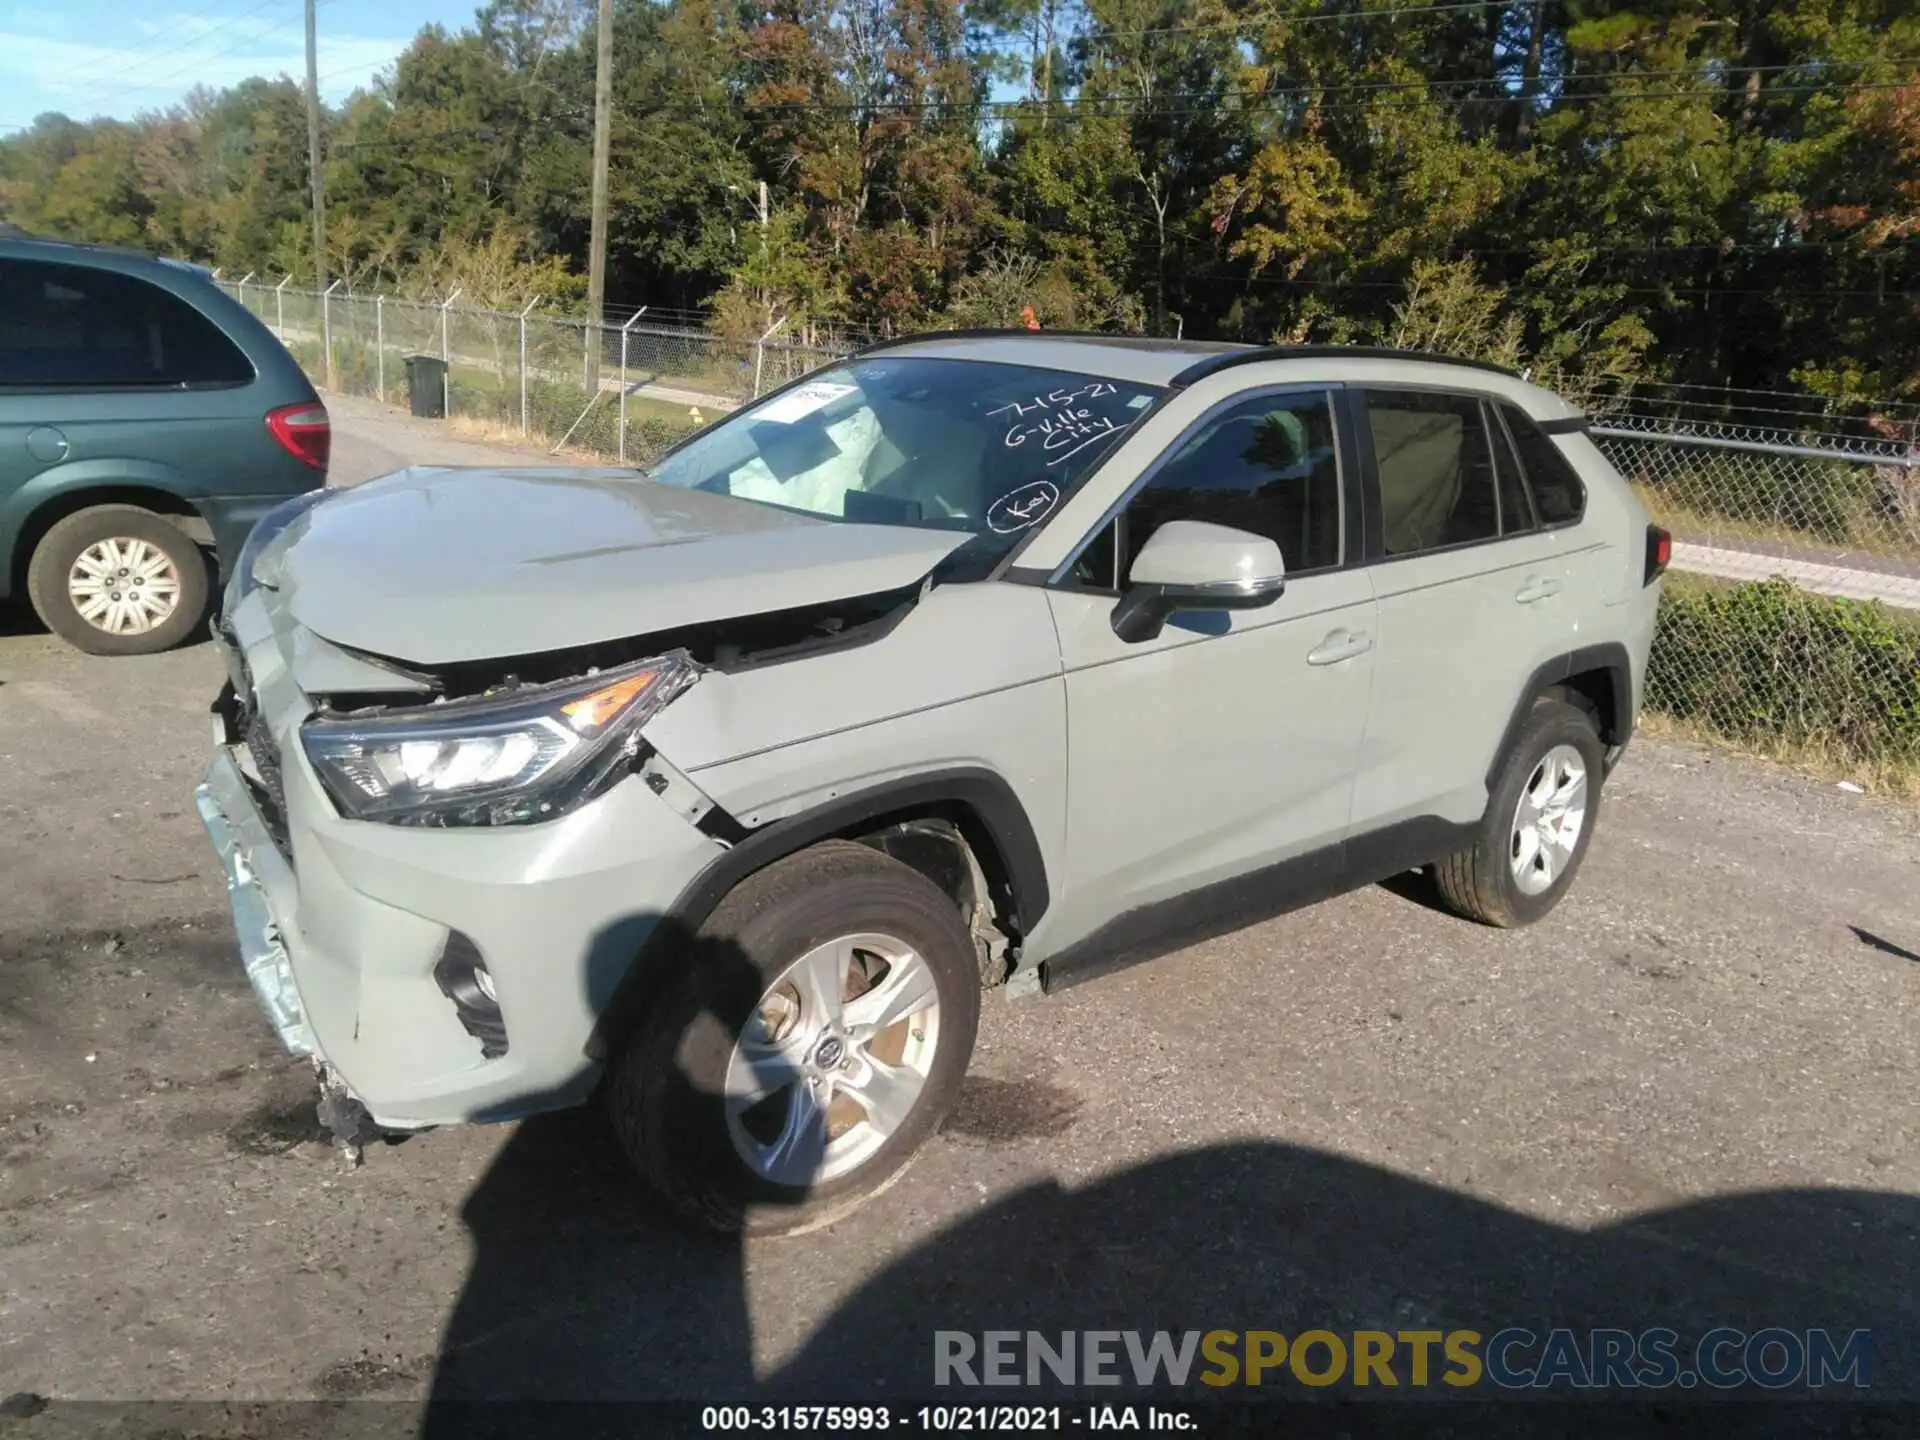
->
xmin=196 ymin=766 xmax=314 ymax=1056
xmin=197 ymin=632 xmax=728 ymax=1129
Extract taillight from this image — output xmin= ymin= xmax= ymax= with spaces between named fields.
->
xmin=266 ymin=402 xmax=330 ymax=471
xmin=1645 ymin=523 xmax=1671 ymax=585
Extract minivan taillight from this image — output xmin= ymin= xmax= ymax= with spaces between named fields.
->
xmin=1645 ymin=523 xmax=1671 ymax=585
xmin=266 ymin=402 xmax=330 ymax=471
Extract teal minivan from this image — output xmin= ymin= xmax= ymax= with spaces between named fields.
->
xmin=0 ymin=235 xmax=328 ymax=654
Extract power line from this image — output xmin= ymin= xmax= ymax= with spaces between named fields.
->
xmin=19 ymin=0 xmax=310 ymax=111
xmin=1092 ymin=0 xmax=1511 ymax=38
xmin=737 ymin=73 xmax=1913 ymax=117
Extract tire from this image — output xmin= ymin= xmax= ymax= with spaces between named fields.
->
xmin=1433 ymin=696 xmax=1606 ymax=928
xmin=605 ymin=840 xmax=981 ymax=1236
xmin=25 ymin=505 xmax=211 ymax=656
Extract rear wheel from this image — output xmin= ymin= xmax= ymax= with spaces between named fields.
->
xmin=26 ymin=505 xmax=209 ymax=656
xmin=1433 ymin=696 xmax=1605 ymax=927
xmin=605 ymin=841 xmax=980 ymax=1236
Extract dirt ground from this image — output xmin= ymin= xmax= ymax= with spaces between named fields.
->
xmin=3 ymin=395 xmax=1919 ymax=1419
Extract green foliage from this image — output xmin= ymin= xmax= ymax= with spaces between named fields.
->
xmin=2 ymin=0 xmax=1918 ymax=392
xmin=1648 ymin=577 xmax=1920 ymax=772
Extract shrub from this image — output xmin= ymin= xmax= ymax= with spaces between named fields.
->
xmin=1647 ymin=576 xmax=1920 ymax=773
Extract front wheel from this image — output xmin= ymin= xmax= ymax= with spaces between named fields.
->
xmin=1433 ymin=696 xmax=1606 ymax=927
xmin=25 ymin=504 xmax=210 ymax=656
xmin=605 ymin=841 xmax=980 ymax=1236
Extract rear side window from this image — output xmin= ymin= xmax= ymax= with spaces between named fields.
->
xmin=1364 ymin=390 xmax=1501 ymax=556
xmin=0 ymin=259 xmax=254 ymax=388
xmin=1500 ymin=405 xmax=1587 ymax=525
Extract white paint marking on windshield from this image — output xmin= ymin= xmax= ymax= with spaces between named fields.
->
xmin=986 ymin=479 xmax=1061 ymax=533
xmin=752 ymin=379 xmax=859 ymax=425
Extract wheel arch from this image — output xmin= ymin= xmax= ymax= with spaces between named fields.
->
xmin=1485 ymin=642 xmax=1634 ymax=790
xmin=6 ymin=484 xmax=210 ymax=601
xmin=586 ymin=766 xmax=1049 ymax=1059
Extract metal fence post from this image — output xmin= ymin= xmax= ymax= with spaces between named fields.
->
xmin=519 ymin=298 xmax=542 ymax=437
xmin=440 ymin=288 xmax=462 ymax=419
xmin=617 ymin=308 xmax=646 ymax=463
xmin=375 ymin=294 xmax=386 ymax=402
xmin=275 ymin=275 xmax=290 ymax=339
xmin=322 ymin=278 xmax=342 ymax=390
xmin=237 ymin=272 xmax=254 ymax=314
xmin=753 ymin=316 xmax=789 ymax=400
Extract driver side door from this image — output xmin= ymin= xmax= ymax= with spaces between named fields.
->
xmin=1040 ymin=386 xmax=1377 ymax=968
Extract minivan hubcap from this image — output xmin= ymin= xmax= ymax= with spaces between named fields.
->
xmin=724 ymin=932 xmax=941 ymax=1188
xmin=68 ymin=539 xmax=181 ymax=635
xmin=1510 ymin=744 xmax=1588 ymax=896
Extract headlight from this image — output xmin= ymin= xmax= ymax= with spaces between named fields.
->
xmin=227 ymin=486 xmax=339 ymax=612
xmin=300 ymin=651 xmax=699 ymax=827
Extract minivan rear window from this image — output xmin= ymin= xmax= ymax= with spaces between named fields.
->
xmin=0 ymin=258 xmax=255 ymax=388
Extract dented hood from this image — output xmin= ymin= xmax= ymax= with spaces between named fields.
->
xmin=265 ymin=466 xmax=970 ymax=664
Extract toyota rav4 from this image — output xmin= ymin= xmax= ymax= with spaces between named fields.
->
xmin=198 ymin=334 xmax=1669 ymax=1234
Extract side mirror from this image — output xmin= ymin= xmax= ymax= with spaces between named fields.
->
xmin=1110 ymin=520 xmax=1287 ymax=644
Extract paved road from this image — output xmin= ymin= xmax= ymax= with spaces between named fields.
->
xmin=3 ymin=400 xmax=1920 ymax=1409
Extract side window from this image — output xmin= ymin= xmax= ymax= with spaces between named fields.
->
xmin=1364 ymin=390 xmax=1500 ymax=556
xmin=1501 ymin=405 xmax=1588 ymax=526
xmin=1067 ymin=518 xmax=1120 ymax=590
xmin=0 ymin=259 xmax=253 ymax=388
xmin=1119 ymin=390 xmax=1342 ymax=582
xmin=1489 ymin=402 xmax=1538 ymax=535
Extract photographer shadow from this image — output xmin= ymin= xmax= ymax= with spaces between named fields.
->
xmin=424 ymin=913 xmax=1920 ymax=1430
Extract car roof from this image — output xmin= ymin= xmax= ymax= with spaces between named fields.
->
xmin=0 ymin=232 xmax=215 ymax=281
xmin=855 ymin=330 xmax=1581 ymax=416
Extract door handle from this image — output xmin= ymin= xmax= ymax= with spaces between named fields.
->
xmin=1307 ymin=628 xmax=1372 ymax=666
xmin=1515 ymin=575 xmax=1563 ymax=604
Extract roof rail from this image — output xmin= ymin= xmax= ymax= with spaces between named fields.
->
xmin=1170 ymin=344 xmax=1522 ymax=387
xmin=849 ymin=327 xmax=1204 ymax=357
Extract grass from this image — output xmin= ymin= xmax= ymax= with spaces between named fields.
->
xmin=1634 ymin=486 xmax=1920 ymax=563
xmin=1644 ymin=572 xmax=1920 ymax=798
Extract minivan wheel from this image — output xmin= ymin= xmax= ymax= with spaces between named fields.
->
xmin=26 ymin=505 xmax=210 ymax=656
xmin=1433 ymin=696 xmax=1606 ymax=928
xmin=606 ymin=840 xmax=980 ymax=1237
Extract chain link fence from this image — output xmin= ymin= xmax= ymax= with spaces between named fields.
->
xmin=223 ymin=280 xmax=847 ymax=467
xmin=1590 ymin=422 xmax=1919 ymax=791
xmin=223 ymin=280 xmax=1919 ymax=791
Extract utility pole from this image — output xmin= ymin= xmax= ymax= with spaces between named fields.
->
xmin=303 ymin=0 xmax=331 ymax=388
xmin=757 ymin=178 xmax=769 ymax=325
xmin=585 ymin=0 xmax=612 ymax=392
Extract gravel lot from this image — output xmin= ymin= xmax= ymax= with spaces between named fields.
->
xmin=3 ymin=394 xmax=1919 ymax=1413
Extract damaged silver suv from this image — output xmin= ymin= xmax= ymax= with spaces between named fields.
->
xmin=199 ymin=333 xmax=1668 ymax=1233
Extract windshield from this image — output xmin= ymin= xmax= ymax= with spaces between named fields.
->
xmin=643 ymin=356 xmax=1162 ymax=561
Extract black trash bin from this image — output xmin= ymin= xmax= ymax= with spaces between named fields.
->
xmin=405 ymin=354 xmax=448 ymax=419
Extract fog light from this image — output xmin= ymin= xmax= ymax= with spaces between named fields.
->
xmin=433 ymin=931 xmax=507 ymax=1059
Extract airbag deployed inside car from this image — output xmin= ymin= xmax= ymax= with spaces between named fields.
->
xmin=1374 ymin=409 xmax=1462 ymax=554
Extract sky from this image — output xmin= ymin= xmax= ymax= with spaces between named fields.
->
xmin=0 ymin=0 xmax=479 ymax=135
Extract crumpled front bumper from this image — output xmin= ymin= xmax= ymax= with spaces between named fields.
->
xmin=195 ymin=759 xmax=313 ymax=1056
xmin=196 ymin=598 xmax=731 ymax=1129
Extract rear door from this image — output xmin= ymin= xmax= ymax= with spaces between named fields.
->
xmin=1349 ymin=388 xmax=1568 ymax=834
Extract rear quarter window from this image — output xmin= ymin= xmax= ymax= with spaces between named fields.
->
xmin=0 ymin=258 xmax=254 ymax=388
xmin=1500 ymin=404 xmax=1587 ymax=525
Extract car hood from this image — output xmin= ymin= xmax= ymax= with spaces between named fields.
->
xmin=262 ymin=466 xmax=971 ymax=664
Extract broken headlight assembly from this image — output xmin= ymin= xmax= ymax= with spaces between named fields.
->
xmin=300 ymin=651 xmax=698 ymax=826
